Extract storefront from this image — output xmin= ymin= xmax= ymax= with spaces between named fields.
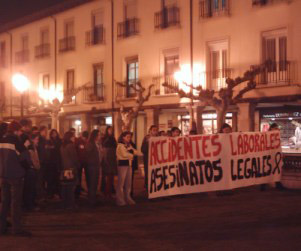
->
xmin=259 ymin=107 xmax=301 ymax=189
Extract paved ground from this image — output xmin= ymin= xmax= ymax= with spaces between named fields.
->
xmin=1 ymin=174 xmax=301 ymax=251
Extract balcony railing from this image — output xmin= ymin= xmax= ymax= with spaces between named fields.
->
xmin=117 ymin=18 xmax=139 ymax=39
xmin=251 ymin=61 xmax=292 ymax=85
xmin=199 ymin=0 xmax=229 ymax=18
xmin=204 ymin=68 xmax=233 ymax=91
xmin=59 ymin=36 xmax=75 ymax=52
xmin=154 ymin=6 xmax=180 ymax=29
xmin=252 ymin=0 xmax=289 ymax=6
xmin=83 ymin=83 xmax=104 ymax=103
xmin=35 ymin=43 xmax=50 ymax=58
xmin=15 ymin=50 xmax=29 ymax=64
xmin=153 ymin=75 xmax=179 ymax=95
xmin=86 ymin=26 xmax=105 ymax=46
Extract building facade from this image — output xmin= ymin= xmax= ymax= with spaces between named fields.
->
xmin=0 ymin=0 xmax=300 ymax=150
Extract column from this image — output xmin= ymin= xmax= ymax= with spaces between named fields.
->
xmin=144 ymin=108 xmax=159 ymax=132
xmin=80 ymin=113 xmax=90 ymax=132
xmin=237 ymin=103 xmax=256 ymax=132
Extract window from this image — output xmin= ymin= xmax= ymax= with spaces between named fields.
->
xmin=86 ymin=11 xmax=105 ymax=45
xmin=66 ymin=69 xmax=75 ymax=93
xmin=0 ymin=42 xmax=5 ymax=67
xmin=261 ymin=29 xmax=289 ymax=83
xmin=60 ymin=21 xmax=75 ymax=52
xmin=155 ymin=0 xmax=180 ymax=29
xmin=207 ymin=40 xmax=230 ymax=90
xmin=164 ymin=54 xmax=179 ymax=94
xmin=41 ymin=29 xmax=49 ymax=44
xmin=117 ymin=0 xmax=139 ymax=38
xmin=42 ymin=74 xmax=50 ymax=90
xmin=126 ymin=57 xmax=139 ymax=97
xmin=21 ymin=35 xmax=29 ymax=50
xmin=93 ymin=64 xmax=104 ymax=100
xmin=16 ymin=35 xmax=29 ymax=64
xmin=199 ymin=0 xmax=229 ymax=18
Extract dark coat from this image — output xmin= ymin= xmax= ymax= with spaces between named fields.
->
xmin=0 ymin=133 xmax=27 ymax=179
xmin=102 ymin=136 xmax=117 ymax=175
xmin=60 ymin=143 xmax=79 ymax=176
xmin=85 ymin=141 xmax=102 ymax=167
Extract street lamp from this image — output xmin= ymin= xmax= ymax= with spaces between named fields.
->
xmin=12 ymin=73 xmax=30 ymax=118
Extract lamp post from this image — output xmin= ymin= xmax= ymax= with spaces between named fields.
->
xmin=12 ymin=73 xmax=30 ymax=118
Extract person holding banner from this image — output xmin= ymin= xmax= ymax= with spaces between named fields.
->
xmin=171 ymin=127 xmax=181 ymax=137
xmin=141 ymin=125 xmax=158 ymax=190
xmin=116 ymin=131 xmax=138 ymax=206
xmin=260 ymin=123 xmax=285 ymax=191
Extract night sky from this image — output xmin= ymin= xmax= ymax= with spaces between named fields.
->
xmin=0 ymin=0 xmax=70 ymax=25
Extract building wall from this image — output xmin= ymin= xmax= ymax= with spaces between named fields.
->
xmin=0 ymin=0 xmax=300 ymax=135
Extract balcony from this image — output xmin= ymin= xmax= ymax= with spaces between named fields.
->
xmin=252 ymin=0 xmax=290 ymax=6
xmin=117 ymin=18 xmax=139 ymax=39
xmin=251 ymin=61 xmax=292 ymax=85
xmin=201 ymin=68 xmax=233 ymax=91
xmin=35 ymin=43 xmax=50 ymax=58
xmin=15 ymin=50 xmax=29 ymax=64
xmin=59 ymin=36 xmax=75 ymax=52
xmin=153 ymin=75 xmax=179 ymax=95
xmin=154 ymin=6 xmax=180 ymax=29
xmin=82 ymin=84 xmax=104 ymax=103
xmin=199 ymin=0 xmax=229 ymax=18
xmin=86 ymin=26 xmax=105 ymax=46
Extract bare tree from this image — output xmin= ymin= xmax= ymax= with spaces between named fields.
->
xmin=28 ymin=84 xmax=88 ymax=130
xmin=116 ymin=81 xmax=154 ymax=131
xmin=163 ymin=66 xmax=263 ymax=132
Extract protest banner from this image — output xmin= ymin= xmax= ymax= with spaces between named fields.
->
xmin=148 ymin=131 xmax=282 ymax=199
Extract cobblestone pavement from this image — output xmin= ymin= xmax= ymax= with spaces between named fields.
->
xmin=1 ymin=175 xmax=301 ymax=251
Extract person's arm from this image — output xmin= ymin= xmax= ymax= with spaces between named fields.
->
xmin=117 ymin=144 xmax=133 ymax=160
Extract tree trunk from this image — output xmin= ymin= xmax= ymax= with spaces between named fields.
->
xmin=51 ymin=112 xmax=58 ymax=130
xmin=217 ymin=108 xmax=227 ymax=133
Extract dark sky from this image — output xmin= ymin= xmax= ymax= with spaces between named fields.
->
xmin=0 ymin=0 xmax=69 ymax=24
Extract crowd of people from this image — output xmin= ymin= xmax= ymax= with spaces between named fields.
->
xmin=0 ymin=119 xmax=283 ymax=237
xmin=0 ymin=119 xmax=155 ymax=236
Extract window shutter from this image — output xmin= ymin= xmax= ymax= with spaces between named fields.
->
xmin=222 ymin=49 xmax=227 ymax=77
xmin=279 ymin=36 xmax=287 ymax=71
xmin=211 ymin=51 xmax=219 ymax=79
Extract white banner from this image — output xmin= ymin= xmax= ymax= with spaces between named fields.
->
xmin=148 ymin=131 xmax=282 ymax=199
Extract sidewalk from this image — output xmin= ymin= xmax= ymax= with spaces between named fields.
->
xmin=1 ymin=173 xmax=301 ymax=250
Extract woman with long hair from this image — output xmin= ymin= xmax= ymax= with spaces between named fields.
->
xmin=60 ymin=131 xmax=79 ymax=209
xmin=102 ymin=126 xmax=117 ymax=199
xmin=46 ymin=129 xmax=62 ymax=198
xmin=116 ymin=131 xmax=138 ymax=206
xmin=85 ymin=129 xmax=102 ymax=206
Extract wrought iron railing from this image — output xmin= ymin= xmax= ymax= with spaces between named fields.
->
xmin=59 ymin=36 xmax=75 ymax=52
xmin=117 ymin=18 xmax=139 ymax=39
xmin=154 ymin=6 xmax=180 ymax=29
xmin=199 ymin=0 xmax=229 ymax=18
xmin=86 ymin=26 xmax=105 ymax=45
xmin=251 ymin=61 xmax=292 ymax=85
xmin=205 ymin=68 xmax=233 ymax=91
xmin=252 ymin=0 xmax=289 ymax=6
xmin=82 ymin=83 xmax=104 ymax=102
xmin=15 ymin=50 xmax=29 ymax=64
xmin=153 ymin=75 xmax=179 ymax=95
xmin=35 ymin=43 xmax=50 ymax=58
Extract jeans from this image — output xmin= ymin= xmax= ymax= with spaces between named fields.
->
xmin=86 ymin=165 xmax=100 ymax=206
xmin=116 ymin=166 xmax=134 ymax=205
xmin=61 ymin=181 xmax=76 ymax=209
xmin=23 ymin=168 xmax=37 ymax=210
xmin=0 ymin=178 xmax=24 ymax=234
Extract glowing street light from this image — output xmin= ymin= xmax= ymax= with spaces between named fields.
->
xmin=12 ymin=73 xmax=30 ymax=118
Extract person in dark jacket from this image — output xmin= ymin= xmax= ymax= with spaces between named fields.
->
xmin=85 ymin=129 xmax=102 ymax=206
xmin=46 ymin=129 xmax=62 ymax=198
xmin=0 ymin=122 xmax=8 ymax=140
xmin=0 ymin=121 xmax=31 ymax=236
xmin=141 ymin=125 xmax=158 ymax=190
xmin=60 ymin=131 xmax=79 ymax=209
xmin=75 ymin=130 xmax=89 ymax=199
xmin=37 ymin=125 xmax=48 ymax=200
xmin=129 ymin=132 xmax=138 ymax=198
xmin=102 ymin=126 xmax=117 ymax=199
